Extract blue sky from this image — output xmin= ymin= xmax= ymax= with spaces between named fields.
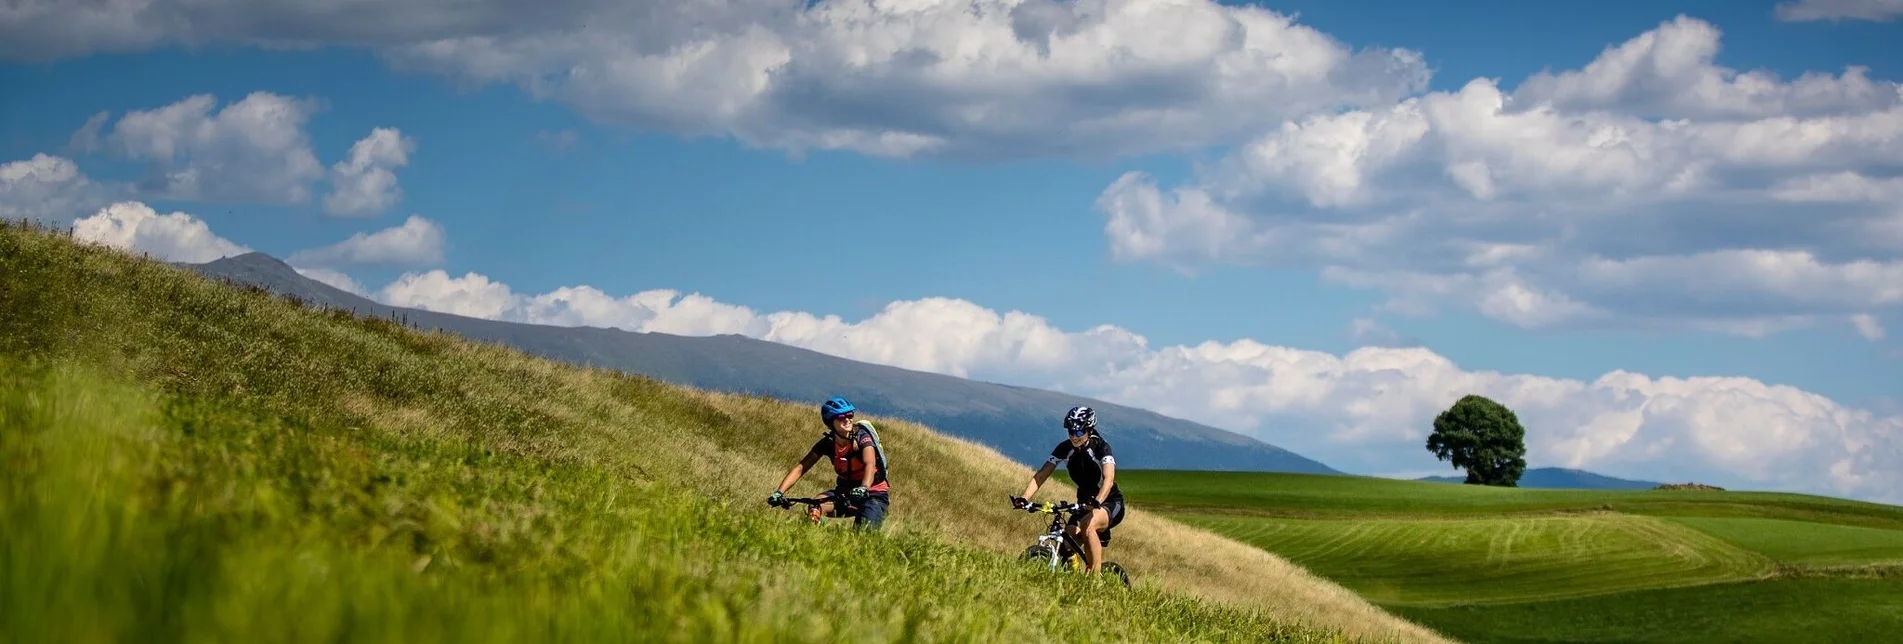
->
xmin=3 ymin=0 xmax=1901 ymax=502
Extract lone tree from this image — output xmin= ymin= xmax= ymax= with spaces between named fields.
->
xmin=1425 ymin=394 xmax=1528 ymax=487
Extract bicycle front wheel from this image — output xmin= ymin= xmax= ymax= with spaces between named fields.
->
xmin=1020 ymin=545 xmax=1055 ymax=567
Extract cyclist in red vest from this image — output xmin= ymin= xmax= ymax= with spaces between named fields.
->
xmin=768 ymin=396 xmax=891 ymax=530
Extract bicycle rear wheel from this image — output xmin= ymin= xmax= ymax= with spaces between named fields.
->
xmin=1101 ymin=562 xmax=1131 ymax=588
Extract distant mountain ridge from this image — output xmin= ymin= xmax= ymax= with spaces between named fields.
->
xmin=180 ymin=252 xmax=1339 ymax=475
xmin=1416 ymin=467 xmax=1661 ymax=490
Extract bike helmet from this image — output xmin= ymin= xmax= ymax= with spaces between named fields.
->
xmin=820 ymin=396 xmax=857 ymax=425
xmin=1063 ymin=406 xmax=1096 ymax=433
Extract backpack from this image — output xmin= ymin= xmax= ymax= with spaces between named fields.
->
xmin=853 ymin=420 xmax=889 ymax=474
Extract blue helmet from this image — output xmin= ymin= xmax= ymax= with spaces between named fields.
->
xmin=820 ymin=396 xmax=857 ymax=425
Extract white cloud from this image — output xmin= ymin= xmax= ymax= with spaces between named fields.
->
xmin=287 ymin=215 xmax=447 ymax=268
xmin=376 ymin=269 xmax=520 ymax=320
xmin=70 ymin=201 xmax=251 ymax=263
xmin=536 ymin=129 xmax=579 ymax=152
xmin=1347 ymin=317 xmax=1418 ymax=348
xmin=1 ymin=0 xmax=1430 ymax=160
xmin=294 ymin=267 xmax=370 ymax=296
xmin=367 ymin=267 xmax=1903 ymax=504
xmin=0 ymin=153 xmax=127 ymax=224
xmin=1098 ymin=16 xmax=1903 ymax=336
xmin=1514 ymin=15 xmax=1897 ymax=119
xmin=68 ymin=111 xmax=110 ymax=153
xmin=1775 ymin=0 xmax=1903 ymax=22
xmin=1851 ymin=314 xmax=1887 ymax=341
xmin=325 ymin=127 xmax=416 ymax=217
xmin=103 ymin=92 xmax=326 ymax=204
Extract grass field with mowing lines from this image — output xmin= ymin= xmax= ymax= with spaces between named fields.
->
xmin=1666 ymin=517 xmax=1903 ymax=566
xmin=1 ymin=221 xmax=1447 ymax=644
xmin=1178 ymin=514 xmax=1770 ymax=606
xmin=1116 ymin=470 xmax=1903 ymax=527
xmin=1389 ymin=577 xmax=1903 ymax=644
xmin=1104 ymin=469 xmax=1903 ymax=643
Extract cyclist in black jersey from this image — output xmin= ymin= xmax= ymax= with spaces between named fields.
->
xmin=1012 ymin=405 xmax=1124 ymax=575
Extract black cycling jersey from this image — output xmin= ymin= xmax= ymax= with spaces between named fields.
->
xmin=1048 ymin=434 xmax=1122 ymax=504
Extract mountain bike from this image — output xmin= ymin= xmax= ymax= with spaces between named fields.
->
xmin=1009 ymin=497 xmax=1131 ymax=588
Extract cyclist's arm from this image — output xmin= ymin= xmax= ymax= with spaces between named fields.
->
xmin=859 ymin=443 xmax=879 ymax=489
xmin=1020 ymin=460 xmax=1056 ymax=499
xmin=1094 ymin=460 xmax=1116 ymax=506
xmin=775 ymin=449 xmax=823 ymax=494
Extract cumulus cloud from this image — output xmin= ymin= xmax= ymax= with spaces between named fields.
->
xmin=294 ymin=267 xmax=371 ymax=297
xmin=365 ymin=267 xmax=1903 ymax=504
xmin=1099 ymin=15 xmax=1903 ymax=336
xmin=101 ymin=91 xmax=326 ymax=204
xmin=1 ymin=0 xmax=1430 ymax=160
xmin=325 ymin=127 xmax=416 ymax=216
xmin=287 ymin=215 xmax=447 ymax=268
xmin=1514 ymin=16 xmax=1897 ymax=118
xmin=1851 ymin=314 xmax=1887 ymax=341
xmin=1775 ymin=0 xmax=1903 ymax=22
xmin=70 ymin=201 xmax=251 ymax=263
xmin=0 ymin=153 xmax=128 ymax=224
xmin=67 ymin=111 xmax=110 ymax=153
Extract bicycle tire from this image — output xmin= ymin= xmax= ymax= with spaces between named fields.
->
xmin=1020 ymin=545 xmax=1055 ymax=565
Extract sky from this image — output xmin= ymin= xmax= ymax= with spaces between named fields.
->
xmin=2 ymin=0 xmax=1901 ymax=503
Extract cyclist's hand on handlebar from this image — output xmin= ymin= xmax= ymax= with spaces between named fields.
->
xmin=767 ymin=490 xmax=785 ymax=507
xmin=1010 ymin=495 xmax=1029 ymax=510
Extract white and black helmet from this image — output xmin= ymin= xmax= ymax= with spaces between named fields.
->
xmin=1063 ymin=406 xmax=1096 ymax=432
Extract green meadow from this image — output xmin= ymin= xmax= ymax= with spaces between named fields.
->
xmin=1106 ymin=469 xmax=1903 ymax=643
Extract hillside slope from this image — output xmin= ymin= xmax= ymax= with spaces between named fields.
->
xmin=180 ymin=252 xmax=1336 ymax=476
xmin=2 ymin=222 xmax=1445 ymax=643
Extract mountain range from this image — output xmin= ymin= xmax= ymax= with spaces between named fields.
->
xmin=1416 ymin=467 xmax=1662 ymax=490
xmin=181 ymin=252 xmax=1339 ymax=476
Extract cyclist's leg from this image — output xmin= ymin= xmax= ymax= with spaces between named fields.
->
xmin=814 ymin=490 xmax=840 ymax=522
xmin=853 ymin=494 xmax=889 ymax=531
xmin=1081 ymin=507 xmax=1110 ymax=573
xmin=1096 ymin=498 xmax=1126 ymax=547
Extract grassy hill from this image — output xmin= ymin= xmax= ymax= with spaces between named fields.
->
xmin=0 ymin=221 xmax=1447 ymax=643
xmin=1107 ymin=469 xmax=1903 ymax=643
xmin=179 ymin=251 xmax=1337 ymax=476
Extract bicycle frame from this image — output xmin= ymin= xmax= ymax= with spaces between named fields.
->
xmin=1019 ymin=500 xmax=1092 ymax=571
xmin=1011 ymin=498 xmax=1131 ymax=588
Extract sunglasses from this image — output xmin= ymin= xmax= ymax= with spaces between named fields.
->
xmin=834 ymin=413 xmax=854 ymax=421
xmin=1066 ymin=428 xmax=1088 ymax=437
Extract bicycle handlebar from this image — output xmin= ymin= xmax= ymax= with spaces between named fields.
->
xmin=770 ymin=497 xmax=828 ymax=509
xmin=1009 ymin=496 xmax=1093 ymax=515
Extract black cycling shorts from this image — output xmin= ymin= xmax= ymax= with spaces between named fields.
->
xmin=1070 ymin=498 xmax=1125 ymax=532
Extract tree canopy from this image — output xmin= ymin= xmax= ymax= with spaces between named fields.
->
xmin=1425 ymin=394 xmax=1527 ymax=487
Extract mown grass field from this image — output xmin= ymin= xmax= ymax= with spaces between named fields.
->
xmin=0 ymin=221 xmax=1451 ymax=643
xmin=1109 ymin=469 xmax=1903 ymax=643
